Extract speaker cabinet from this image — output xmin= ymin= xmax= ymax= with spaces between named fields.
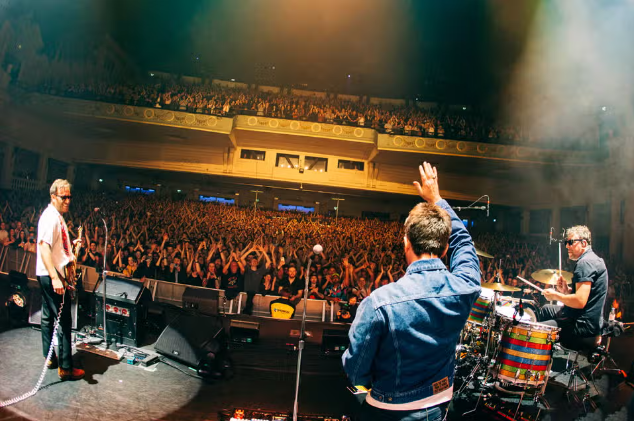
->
xmin=155 ymin=313 xmax=226 ymax=375
xmin=182 ymin=287 xmax=219 ymax=316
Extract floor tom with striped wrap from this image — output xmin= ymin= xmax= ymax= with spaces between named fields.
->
xmin=494 ymin=317 xmax=560 ymax=388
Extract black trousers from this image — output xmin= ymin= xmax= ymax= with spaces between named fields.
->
xmin=244 ymin=291 xmax=256 ymax=315
xmin=538 ymin=304 xmax=599 ymax=351
xmin=38 ymin=275 xmax=73 ymax=369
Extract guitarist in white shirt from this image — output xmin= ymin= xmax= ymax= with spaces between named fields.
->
xmin=36 ymin=179 xmax=85 ymax=381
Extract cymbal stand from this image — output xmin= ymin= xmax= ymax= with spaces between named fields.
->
xmin=483 ymin=291 xmax=499 ymax=361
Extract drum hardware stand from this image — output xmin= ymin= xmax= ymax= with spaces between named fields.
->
xmin=590 ymin=336 xmax=622 ymax=380
xmin=549 ymin=348 xmax=598 ymax=412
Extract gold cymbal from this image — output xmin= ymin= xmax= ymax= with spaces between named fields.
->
xmin=481 ymin=282 xmax=521 ymax=292
xmin=531 ymin=269 xmax=573 ymax=285
xmin=475 ymin=248 xmax=494 ymax=259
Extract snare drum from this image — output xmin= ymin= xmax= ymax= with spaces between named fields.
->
xmin=494 ymin=318 xmax=560 ymax=388
xmin=467 ymin=288 xmax=495 ymax=326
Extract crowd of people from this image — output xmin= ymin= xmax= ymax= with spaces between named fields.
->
xmin=0 ymin=189 xmax=631 ymax=316
xmin=36 ymin=81 xmax=551 ymax=146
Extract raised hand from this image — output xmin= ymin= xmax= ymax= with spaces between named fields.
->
xmin=413 ymin=162 xmax=442 ymax=204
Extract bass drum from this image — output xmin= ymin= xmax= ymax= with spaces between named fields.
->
xmin=496 ymin=297 xmax=538 ymax=323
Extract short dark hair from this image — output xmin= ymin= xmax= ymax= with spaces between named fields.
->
xmin=404 ymin=202 xmax=451 ymax=257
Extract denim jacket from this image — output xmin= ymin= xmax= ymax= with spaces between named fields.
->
xmin=342 ymin=200 xmax=481 ymax=405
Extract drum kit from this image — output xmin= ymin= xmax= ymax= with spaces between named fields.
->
xmin=457 ymin=247 xmax=575 ymax=418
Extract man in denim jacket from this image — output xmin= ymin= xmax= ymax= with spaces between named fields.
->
xmin=343 ymin=163 xmax=481 ymax=421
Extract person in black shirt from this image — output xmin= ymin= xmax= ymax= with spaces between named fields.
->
xmin=540 ymin=225 xmax=608 ymax=350
xmin=242 ymin=245 xmax=271 ymax=315
xmin=81 ymin=241 xmax=102 ymax=268
xmin=277 ymin=266 xmax=305 ymax=304
xmin=221 ymin=253 xmax=245 ymax=300
xmin=166 ymin=255 xmax=187 ymax=283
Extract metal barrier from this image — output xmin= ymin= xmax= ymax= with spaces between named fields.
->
xmin=0 ymin=256 xmax=347 ymax=322
xmin=0 ymin=245 xmax=36 ymax=278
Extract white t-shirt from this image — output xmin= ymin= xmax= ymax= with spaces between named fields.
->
xmin=36 ymin=204 xmax=73 ymax=277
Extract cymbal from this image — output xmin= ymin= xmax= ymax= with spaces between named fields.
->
xmin=481 ymin=282 xmax=521 ymax=292
xmin=531 ymin=269 xmax=573 ymax=285
xmin=475 ymin=248 xmax=494 ymax=258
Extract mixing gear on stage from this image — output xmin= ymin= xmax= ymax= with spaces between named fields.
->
xmin=219 ymin=408 xmax=349 ymax=421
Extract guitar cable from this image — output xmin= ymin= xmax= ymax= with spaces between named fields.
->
xmin=0 ymin=292 xmax=66 ymax=408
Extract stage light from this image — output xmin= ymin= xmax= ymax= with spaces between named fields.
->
xmin=99 ymin=179 xmax=103 ymax=183
xmin=10 ymin=293 xmax=26 ymax=308
xmin=231 ymin=78 xmax=235 ymax=82
xmin=177 ymin=189 xmax=181 ymax=193
xmin=462 ymin=106 xmax=467 ymax=111
xmin=602 ymin=106 xmax=607 ymax=111
xmin=347 ymin=74 xmax=351 ymax=78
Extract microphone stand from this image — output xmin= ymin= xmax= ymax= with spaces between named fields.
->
xmin=79 ymin=210 xmax=120 ymax=359
xmin=99 ymin=212 xmax=110 ymax=350
xmin=292 ymin=257 xmax=312 ymax=421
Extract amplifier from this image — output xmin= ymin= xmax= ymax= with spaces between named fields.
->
xmin=94 ymin=276 xmax=151 ymax=346
xmin=321 ymin=329 xmax=349 ymax=355
xmin=229 ymin=319 xmax=260 ymax=344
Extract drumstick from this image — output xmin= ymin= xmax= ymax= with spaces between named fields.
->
xmin=516 ymin=276 xmax=544 ymax=293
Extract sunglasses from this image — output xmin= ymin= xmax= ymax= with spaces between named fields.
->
xmin=565 ymin=239 xmax=585 ymax=246
xmin=55 ymin=194 xmax=73 ymax=201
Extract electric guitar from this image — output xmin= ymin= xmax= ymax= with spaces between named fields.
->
xmin=61 ymin=226 xmax=83 ymax=291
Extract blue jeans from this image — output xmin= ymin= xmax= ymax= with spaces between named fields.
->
xmin=359 ymin=401 xmax=448 ymax=421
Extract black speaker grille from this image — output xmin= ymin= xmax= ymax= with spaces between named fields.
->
xmin=154 ymin=314 xmax=224 ymax=368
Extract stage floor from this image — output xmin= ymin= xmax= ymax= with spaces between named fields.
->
xmin=0 ymin=316 xmax=633 ymax=421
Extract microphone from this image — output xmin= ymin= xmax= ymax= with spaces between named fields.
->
xmin=519 ymin=298 xmax=524 ymax=318
xmin=313 ymin=244 xmax=323 ymax=255
xmin=454 ymin=206 xmax=486 ymax=211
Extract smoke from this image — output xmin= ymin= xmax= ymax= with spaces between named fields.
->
xmin=501 ymin=0 xmax=634 ymax=151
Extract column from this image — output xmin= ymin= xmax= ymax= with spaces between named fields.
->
xmin=36 ymin=152 xmax=49 ymax=189
xmin=0 ymin=143 xmax=13 ymax=189
xmin=520 ymin=209 xmax=530 ymax=235
xmin=609 ymin=196 xmax=622 ymax=263
xmin=66 ymin=163 xmax=76 ymax=185
xmin=586 ymin=203 xmax=595 ymax=233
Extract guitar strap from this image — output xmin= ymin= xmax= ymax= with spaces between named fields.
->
xmin=57 ymin=214 xmax=72 ymax=259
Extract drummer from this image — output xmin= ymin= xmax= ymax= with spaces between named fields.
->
xmin=538 ymin=226 xmax=608 ymax=350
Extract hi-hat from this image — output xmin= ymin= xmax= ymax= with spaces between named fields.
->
xmin=531 ymin=269 xmax=573 ymax=285
xmin=475 ymin=248 xmax=494 ymax=259
xmin=481 ymin=282 xmax=520 ymax=292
